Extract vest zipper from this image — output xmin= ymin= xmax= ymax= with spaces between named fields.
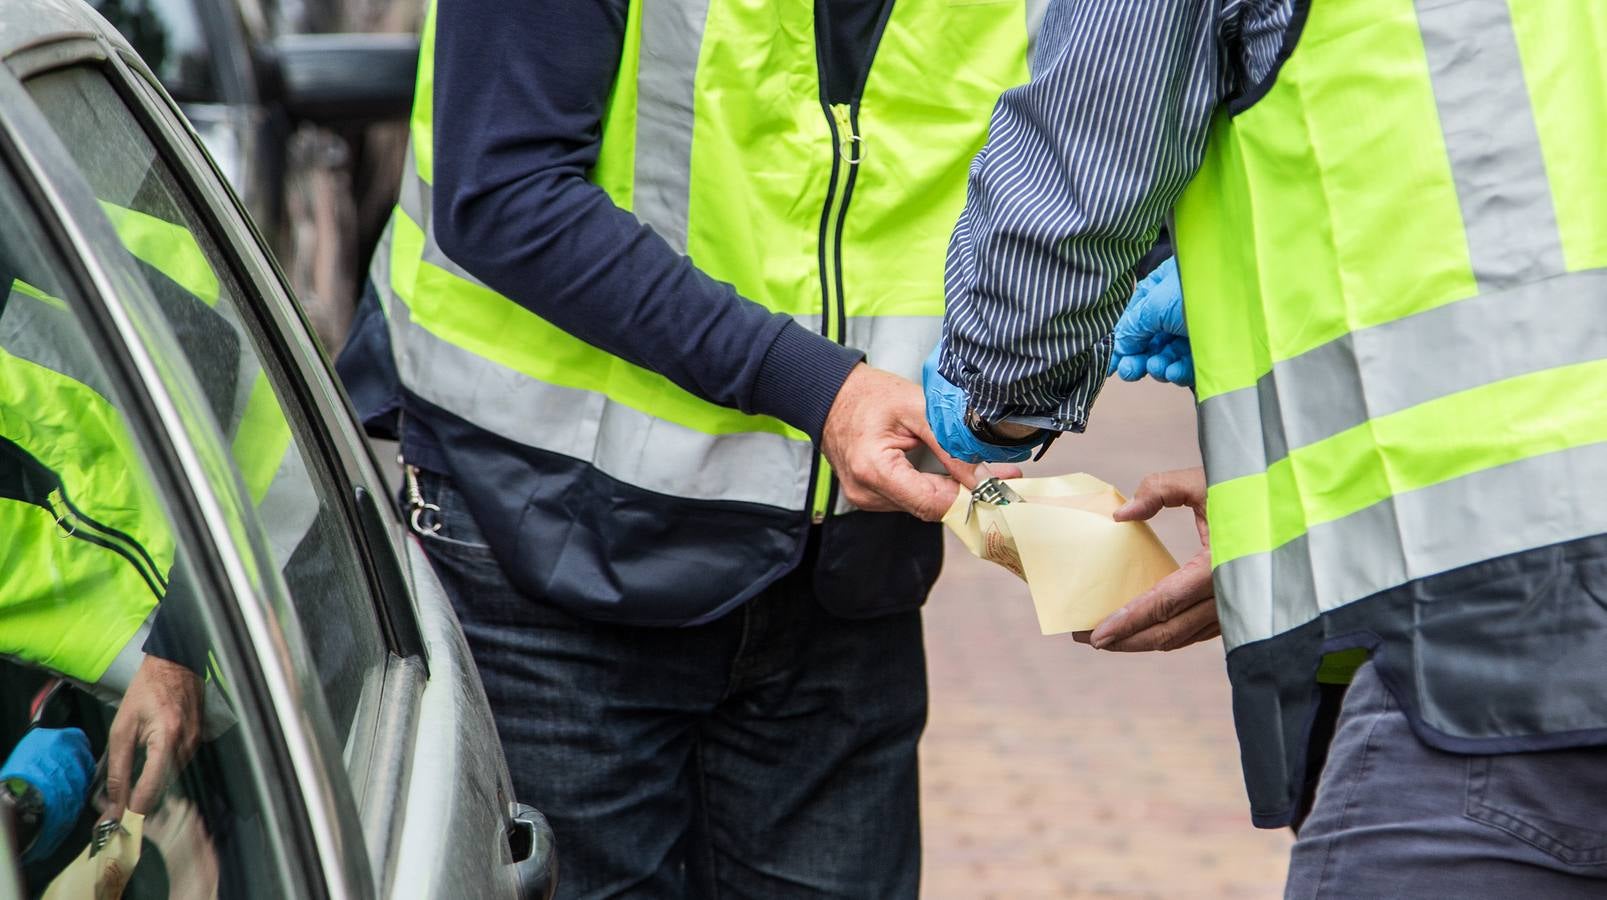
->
xmin=808 ymin=102 xmax=863 ymax=525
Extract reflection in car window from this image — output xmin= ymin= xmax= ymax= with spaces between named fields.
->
xmin=0 ymin=168 xmax=286 ymax=896
xmin=89 ymin=0 xmax=218 ymax=103
xmin=24 ymin=67 xmax=388 ymax=758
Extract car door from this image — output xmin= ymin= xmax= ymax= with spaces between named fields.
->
xmin=0 ymin=57 xmax=329 ymax=899
xmin=1 ymin=15 xmax=544 ymax=900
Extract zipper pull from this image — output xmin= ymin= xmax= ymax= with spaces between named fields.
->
xmin=47 ymin=489 xmax=76 ymax=539
xmin=833 ymin=103 xmax=863 ymax=165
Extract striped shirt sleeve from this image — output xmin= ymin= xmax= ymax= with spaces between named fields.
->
xmin=941 ymin=0 xmax=1292 ymax=430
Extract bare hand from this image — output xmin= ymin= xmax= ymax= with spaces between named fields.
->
xmin=823 ymin=364 xmax=1018 ymax=520
xmin=1081 ymin=467 xmax=1220 ymax=651
xmin=105 ymin=654 xmax=203 ymax=819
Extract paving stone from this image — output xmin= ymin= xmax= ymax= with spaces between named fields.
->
xmin=920 ymin=379 xmax=1290 ymax=898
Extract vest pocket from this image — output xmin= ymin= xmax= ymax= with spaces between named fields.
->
xmin=1464 ymin=750 xmax=1607 ymax=865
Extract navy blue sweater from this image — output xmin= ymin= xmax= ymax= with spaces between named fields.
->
xmin=337 ymin=0 xmax=945 ymax=624
xmin=425 ymin=0 xmax=864 ymax=443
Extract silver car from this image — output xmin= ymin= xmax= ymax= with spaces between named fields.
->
xmin=0 ymin=1 xmax=553 ymax=896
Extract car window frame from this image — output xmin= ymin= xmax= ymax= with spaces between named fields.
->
xmin=0 ymin=39 xmax=343 ymax=899
xmin=79 ymin=26 xmax=442 ymax=883
xmin=108 ymin=40 xmax=429 ymax=669
xmin=21 ymin=39 xmax=405 ymax=780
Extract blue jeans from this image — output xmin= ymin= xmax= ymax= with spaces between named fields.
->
xmin=1287 ymin=662 xmax=1607 ymax=898
xmin=411 ymin=470 xmax=927 ymax=900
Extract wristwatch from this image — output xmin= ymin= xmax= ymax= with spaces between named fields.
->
xmin=964 ymin=405 xmax=1047 ymax=447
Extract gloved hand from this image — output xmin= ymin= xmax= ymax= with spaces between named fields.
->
xmin=1108 ymin=256 xmax=1194 ymax=387
xmin=922 ymin=345 xmax=1038 ymax=464
xmin=1 ymin=726 xmax=94 ymax=863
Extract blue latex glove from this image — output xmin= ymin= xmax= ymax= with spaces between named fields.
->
xmin=922 ymin=345 xmax=1037 ymax=464
xmin=1 ymin=727 xmax=94 ymax=863
xmin=1108 ymin=256 xmax=1194 ymax=387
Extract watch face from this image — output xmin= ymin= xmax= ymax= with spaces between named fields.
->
xmin=962 ymin=406 xmax=993 ymax=440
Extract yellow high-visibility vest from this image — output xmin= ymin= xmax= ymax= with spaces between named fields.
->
xmin=1175 ymin=0 xmax=1607 ymax=827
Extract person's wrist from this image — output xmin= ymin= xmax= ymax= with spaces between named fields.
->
xmin=964 ymin=405 xmax=1045 ymax=446
xmin=751 ymin=321 xmax=863 ymax=442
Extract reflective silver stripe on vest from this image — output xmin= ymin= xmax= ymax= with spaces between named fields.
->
xmin=388 ymin=152 xmax=813 ymax=508
xmin=386 ymin=149 xmax=942 ymax=510
xmin=387 ymin=294 xmax=812 ymax=507
xmin=832 ymin=314 xmax=945 ymax=514
xmin=89 ymin=613 xmax=238 ymax=740
xmin=94 ymin=613 xmax=154 ymax=696
xmin=633 ymin=0 xmax=712 ymax=254
xmin=1418 ymin=0 xmax=1565 ymax=292
xmin=1214 ymin=439 xmax=1607 ymax=650
xmin=1025 ymin=0 xmax=1050 ymax=61
xmin=1199 ymin=268 xmax=1607 ymax=486
xmin=396 ymin=147 xmax=507 ymax=292
xmin=1199 ymin=0 xmax=1580 ymax=488
xmin=1200 ymin=0 xmax=1607 ymax=650
xmin=2 ymin=285 xmax=116 ymax=402
xmin=251 ymin=437 xmax=322 ymax=564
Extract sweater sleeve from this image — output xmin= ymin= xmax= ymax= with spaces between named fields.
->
xmin=430 ymin=0 xmax=861 ymax=442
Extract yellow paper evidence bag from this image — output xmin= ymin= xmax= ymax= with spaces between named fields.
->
xmin=43 ymin=810 xmax=143 ymax=900
xmin=943 ymin=474 xmax=1179 ymax=634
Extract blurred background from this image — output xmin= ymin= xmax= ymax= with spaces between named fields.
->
xmin=920 ymin=377 xmax=1292 ymax=899
xmin=90 ymin=0 xmax=421 ymax=352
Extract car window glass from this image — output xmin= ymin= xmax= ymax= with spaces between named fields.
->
xmin=88 ymin=0 xmax=218 ymax=103
xmin=24 ymin=66 xmax=388 ymax=762
xmin=0 ymin=166 xmax=289 ymax=897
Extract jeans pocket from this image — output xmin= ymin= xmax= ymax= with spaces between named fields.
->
xmin=1464 ymin=749 xmax=1607 ymax=866
xmin=410 ymin=469 xmax=497 ymax=559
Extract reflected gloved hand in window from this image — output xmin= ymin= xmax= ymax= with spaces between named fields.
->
xmin=1 ymin=726 xmax=94 ymax=864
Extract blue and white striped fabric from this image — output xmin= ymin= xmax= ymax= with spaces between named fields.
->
xmin=941 ymin=0 xmax=1296 ymax=429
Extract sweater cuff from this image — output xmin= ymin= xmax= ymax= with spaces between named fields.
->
xmin=749 ymin=320 xmax=864 ymax=443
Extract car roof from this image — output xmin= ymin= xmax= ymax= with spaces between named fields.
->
xmin=0 ymin=0 xmax=121 ymax=63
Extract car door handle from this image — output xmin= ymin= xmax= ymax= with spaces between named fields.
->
xmin=507 ymin=802 xmax=556 ymax=900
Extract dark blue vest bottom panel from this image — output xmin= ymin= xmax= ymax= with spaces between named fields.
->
xmin=402 ymin=392 xmax=942 ymax=626
xmin=1227 ymin=531 xmax=1607 ymax=828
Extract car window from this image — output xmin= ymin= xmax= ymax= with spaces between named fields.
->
xmin=23 ymin=66 xmax=389 ymax=760
xmin=0 ymin=160 xmax=291 ymax=896
xmin=88 ymin=0 xmax=218 ymax=103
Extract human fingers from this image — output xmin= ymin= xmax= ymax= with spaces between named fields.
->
xmin=128 ymin=734 xmax=173 ymax=815
xmin=1145 ymin=341 xmax=1180 ymax=380
xmin=1089 ymin=552 xmax=1213 ymax=648
xmin=878 ymin=465 xmax=969 ymax=521
xmin=1164 ymin=353 xmax=1194 ymax=387
xmin=836 ymin=429 xmax=962 ymax=520
xmin=957 ymin=459 xmax=1025 ymax=486
xmin=1115 ymin=354 xmax=1147 ymax=381
xmin=103 ymin=712 xmax=138 ymax=822
xmin=1181 ymin=620 xmax=1222 ymax=646
xmin=1099 ymin=597 xmax=1219 ymax=652
xmin=1111 ymin=328 xmax=1153 ymax=356
xmin=927 ymin=431 xmax=993 ymax=490
xmin=1112 ymin=468 xmax=1208 ymax=521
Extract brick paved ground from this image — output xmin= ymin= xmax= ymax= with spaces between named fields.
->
xmin=920 ymin=378 xmax=1291 ymax=899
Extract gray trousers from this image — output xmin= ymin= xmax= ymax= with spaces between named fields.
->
xmin=1286 ymin=662 xmax=1607 ymax=898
